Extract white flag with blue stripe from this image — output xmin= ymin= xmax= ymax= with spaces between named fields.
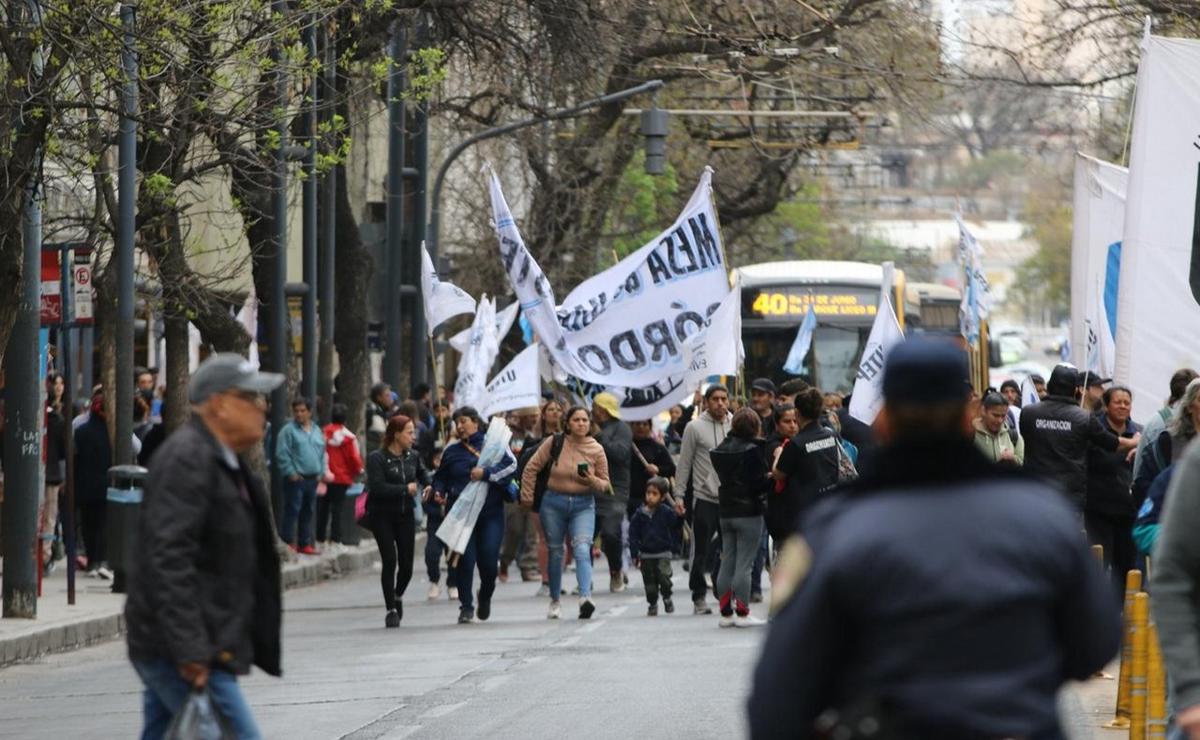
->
xmin=783 ymin=305 xmax=817 ymax=375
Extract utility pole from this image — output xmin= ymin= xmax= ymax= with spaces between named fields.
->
xmin=114 ymin=1 xmax=137 ymax=468
xmin=2 ymin=0 xmax=44 ymax=619
xmin=315 ymin=22 xmax=336 ymax=424
xmin=381 ymin=25 xmax=406 ymax=393
xmin=408 ymin=13 xmax=430 ymax=387
xmin=267 ymin=0 xmax=290 ymax=519
xmin=301 ymin=16 xmax=318 ymax=407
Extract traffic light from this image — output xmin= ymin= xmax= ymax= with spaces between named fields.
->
xmin=640 ymin=105 xmax=668 ymax=175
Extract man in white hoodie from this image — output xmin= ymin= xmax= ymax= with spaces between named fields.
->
xmin=676 ymin=384 xmax=731 ymax=615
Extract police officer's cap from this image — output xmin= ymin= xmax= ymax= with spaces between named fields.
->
xmin=883 ymin=337 xmax=971 ymax=404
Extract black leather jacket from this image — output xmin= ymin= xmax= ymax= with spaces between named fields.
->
xmin=125 ymin=418 xmax=282 ymax=677
xmin=709 ymin=435 xmax=772 ymax=518
xmin=366 ymin=447 xmax=430 ymax=517
xmin=1019 ymin=395 xmax=1119 ymax=507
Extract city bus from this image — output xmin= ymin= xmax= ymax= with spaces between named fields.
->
xmin=905 ymin=282 xmax=962 ymax=334
xmin=733 ymin=261 xmax=909 ymax=393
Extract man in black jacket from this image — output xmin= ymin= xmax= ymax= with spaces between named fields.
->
xmin=749 ymin=338 xmax=1119 ymax=739
xmin=628 ymin=419 xmax=676 ymax=517
xmin=125 ymin=354 xmax=285 ymax=739
xmin=593 ymin=392 xmax=633 ymax=593
xmin=1020 ymin=364 xmax=1137 ymax=509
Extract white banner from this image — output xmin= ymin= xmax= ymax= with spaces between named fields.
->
xmin=1071 ymin=153 xmax=1126 ymax=381
xmin=480 ymin=343 xmax=543 ymax=420
xmin=453 ymin=296 xmax=500 ymax=411
xmin=421 ymin=243 xmax=477 ymax=336
xmin=559 ymin=287 xmax=744 ymax=420
xmin=849 ymin=265 xmax=904 ymax=425
xmin=436 ymin=417 xmax=512 ymax=554
xmin=1116 ymin=34 xmax=1200 ymax=421
xmin=490 ymin=167 xmax=730 ymax=387
xmin=450 ymin=300 xmax=519 ymax=355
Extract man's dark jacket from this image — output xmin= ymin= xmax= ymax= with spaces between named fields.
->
xmin=628 ymin=436 xmax=676 ymax=515
xmin=596 ymin=418 xmax=633 ymax=500
xmin=1019 ymin=394 xmax=1119 ymax=507
xmin=748 ymin=438 xmax=1119 ymax=739
xmin=125 ymin=418 xmax=282 ymax=677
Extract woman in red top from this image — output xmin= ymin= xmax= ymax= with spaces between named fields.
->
xmin=321 ymin=404 xmax=364 ymax=547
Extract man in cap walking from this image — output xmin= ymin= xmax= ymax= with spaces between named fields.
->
xmin=592 ymin=391 xmax=632 ymax=592
xmin=125 ymin=354 xmax=285 ymax=739
xmin=749 ymin=338 xmax=1119 ymax=738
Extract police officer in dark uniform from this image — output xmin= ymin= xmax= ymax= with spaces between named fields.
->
xmin=748 ymin=338 xmax=1119 ymax=740
xmin=1019 ymin=364 xmax=1137 ymax=509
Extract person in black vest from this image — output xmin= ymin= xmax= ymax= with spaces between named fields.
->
xmin=749 ymin=338 xmax=1120 ymax=739
xmin=75 ymin=392 xmax=112 ymax=580
xmin=769 ymin=389 xmax=841 ymax=544
xmin=1084 ymin=385 xmax=1141 ymax=605
xmin=1020 ymin=364 xmax=1137 ymax=509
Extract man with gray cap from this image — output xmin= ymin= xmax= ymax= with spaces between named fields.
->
xmin=125 ymin=354 xmax=285 ymax=739
xmin=749 ymin=338 xmax=1119 ymax=739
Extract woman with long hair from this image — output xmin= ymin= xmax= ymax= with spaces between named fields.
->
xmin=365 ymin=415 xmax=430 ymax=628
xmin=1135 ymin=377 xmax=1200 ymax=508
xmin=521 ymin=406 xmax=610 ymax=619
xmin=533 ymin=399 xmax=566 ymax=597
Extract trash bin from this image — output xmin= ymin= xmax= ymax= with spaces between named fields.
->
xmin=340 ymin=483 xmax=364 ymax=546
xmin=107 ymin=465 xmax=148 ymax=594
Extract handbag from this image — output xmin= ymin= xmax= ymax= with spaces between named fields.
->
xmin=351 ymin=482 xmax=369 ymax=527
xmin=532 ymin=433 xmax=565 ymax=512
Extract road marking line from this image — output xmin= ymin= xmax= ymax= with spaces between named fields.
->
xmin=579 ymin=620 xmax=605 ymax=633
xmin=482 ymin=674 xmax=511 ymax=693
xmin=421 ymin=702 xmax=465 ymax=719
xmin=607 ymin=605 xmax=629 ymax=618
xmin=378 ymin=726 xmax=420 ymax=739
xmin=557 ymin=636 xmax=581 ymax=647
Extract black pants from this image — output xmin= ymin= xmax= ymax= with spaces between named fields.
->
xmin=640 ymin=558 xmax=673 ymax=605
xmin=316 ymin=484 xmax=348 ymax=543
xmin=595 ymin=494 xmax=626 ymax=575
xmin=371 ymin=510 xmax=415 ymax=611
xmin=689 ymin=499 xmax=722 ymax=602
xmin=79 ymin=500 xmax=106 ymax=567
xmin=1085 ymin=510 xmax=1136 ymax=606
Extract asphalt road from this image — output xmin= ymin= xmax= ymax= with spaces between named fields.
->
xmin=0 ymin=560 xmax=764 ymax=739
xmin=0 ymin=556 xmax=1120 ymax=739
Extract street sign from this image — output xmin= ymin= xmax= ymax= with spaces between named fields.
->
xmin=40 ymin=250 xmax=62 ymax=326
xmin=73 ymin=253 xmax=93 ymax=325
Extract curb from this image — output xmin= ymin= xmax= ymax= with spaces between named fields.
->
xmin=0 ymin=542 xmax=383 ymax=670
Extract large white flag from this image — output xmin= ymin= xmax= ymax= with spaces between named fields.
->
xmin=480 ymin=344 xmax=542 ymax=420
xmin=489 ymin=167 xmax=730 ymax=387
xmin=1071 ymin=153 xmax=1126 ymax=380
xmin=1115 ymin=34 xmax=1200 ymax=420
xmin=450 ymin=300 xmax=519 ymax=355
xmin=421 ymin=243 xmax=477 ymax=336
xmin=453 ymin=296 xmax=500 ymax=410
xmin=849 ymin=265 xmax=904 ymax=424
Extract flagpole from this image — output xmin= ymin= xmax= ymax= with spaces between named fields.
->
xmin=428 ymin=334 xmax=448 ymax=443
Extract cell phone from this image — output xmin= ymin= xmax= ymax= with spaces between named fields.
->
xmin=577 ymin=462 xmax=589 ymax=476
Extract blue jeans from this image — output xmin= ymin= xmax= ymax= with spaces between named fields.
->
xmin=456 ymin=508 xmax=505 ymax=611
xmin=281 ymin=477 xmax=317 ymax=546
xmin=132 ymin=657 xmax=262 ymax=740
xmin=540 ymin=491 xmax=596 ymax=600
xmin=425 ymin=506 xmax=458 ymax=586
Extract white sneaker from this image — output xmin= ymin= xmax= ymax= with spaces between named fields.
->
xmin=718 ymin=615 xmax=736 ymax=628
xmin=448 ymin=587 xmax=459 ymax=600
xmin=548 ymin=601 xmax=561 ymax=620
xmin=95 ymin=565 xmax=114 ymax=580
xmin=735 ymin=614 xmax=765 ymax=628
xmin=427 ymin=583 xmax=442 ymax=601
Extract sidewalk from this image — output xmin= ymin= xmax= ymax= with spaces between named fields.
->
xmin=0 ymin=541 xmax=383 ymax=669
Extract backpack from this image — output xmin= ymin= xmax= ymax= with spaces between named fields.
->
xmin=516 ymin=433 xmax=565 ymax=512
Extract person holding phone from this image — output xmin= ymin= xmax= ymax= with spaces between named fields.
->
xmin=520 ymin=406 xmax=611 ymax=619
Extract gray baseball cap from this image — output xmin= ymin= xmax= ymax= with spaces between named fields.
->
xmin=188 ymin=353 xmax=285 ymax=404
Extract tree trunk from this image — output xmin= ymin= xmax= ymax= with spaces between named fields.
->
xmin=162 ymin=313 xmax=190 ymax=432
xmin=333 ymin=161 xmax=372 ymax=439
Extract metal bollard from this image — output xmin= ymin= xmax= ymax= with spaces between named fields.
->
xmin=1147 ymin=621 xmax=1167 ymax=740
xmin=1130 ymin=592 xmax=1150 ymax=740
xmin=1107 ymin=570 xmax=1143 ymax=729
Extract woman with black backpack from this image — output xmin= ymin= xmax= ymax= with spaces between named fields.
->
xmin=365 ymin=414 xmax=430 ymax=628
